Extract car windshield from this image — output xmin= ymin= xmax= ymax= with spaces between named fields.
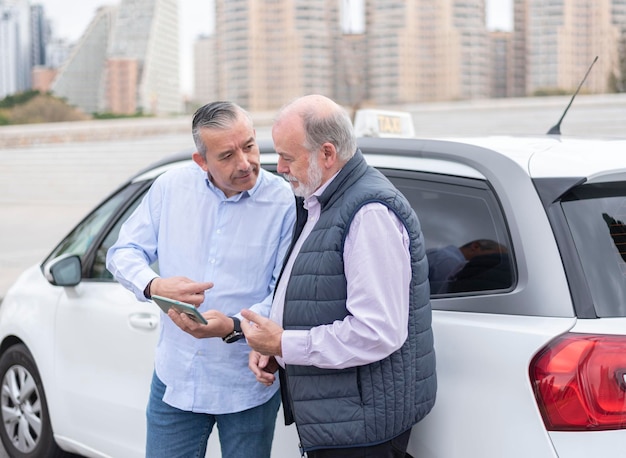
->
xmin=561 ymin=182 xmax=626 ymax=317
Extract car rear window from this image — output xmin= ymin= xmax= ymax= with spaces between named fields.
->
xmin=382 ymin=171 xmax=514 ymax=298
xmin=561 ymin=182 xmax=626 ymax=317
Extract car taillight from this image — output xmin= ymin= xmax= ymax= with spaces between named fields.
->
xmin=530 ymin=333 xmax=626 ymax=431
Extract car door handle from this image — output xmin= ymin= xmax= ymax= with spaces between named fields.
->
xmin=129 ymin=313 xmax=159 ymax=330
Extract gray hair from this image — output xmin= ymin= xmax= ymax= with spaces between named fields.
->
xmin=300 ymin=103 xmax=357 ymax=162
xmin=192 ymin=101 xmax=253 ymax=155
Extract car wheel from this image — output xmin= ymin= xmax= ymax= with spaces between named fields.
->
xmin=0 ymin=344 xmax=63 ymax=458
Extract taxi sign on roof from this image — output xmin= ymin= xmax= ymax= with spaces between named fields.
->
xmin=353 ymin=109 xmax=415 ymax=138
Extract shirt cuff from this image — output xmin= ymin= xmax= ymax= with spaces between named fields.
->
xmin=133 ymin=271 xmax=159 ymax=301
xmin=281 ymin=330 xmax=310 ymax=366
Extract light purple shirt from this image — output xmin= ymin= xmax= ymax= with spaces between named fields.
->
xmin=270 ymin=173 xmax=411 ymax=369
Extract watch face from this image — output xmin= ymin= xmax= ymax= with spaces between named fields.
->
xmin=224 ymin=331 xmax=244 ymax=343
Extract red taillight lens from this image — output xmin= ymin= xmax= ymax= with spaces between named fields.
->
xmin=530 ymin=333 xmax=626 ymax=431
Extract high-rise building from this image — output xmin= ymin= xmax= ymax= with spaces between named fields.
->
xmin=45 ymin=37 xmax=72 ymax=69
xmin=517 ymin=0 xmax=621 ymax=95
xmin=0 ymin=0 xmax=32 ymax=98
xmin=613 ymin=0 xmax=626 ymax=91
xmin=192 ymin=34 xmax=218 ymax=106
xmin=334 ymin=0 xmax=368 ymax=111
xmin=204 ymin=0 xmax=490 ymax=110
xmin=197 ymin=0 xmax=626 ymax=110
xmin=107 ymin=0 xmax=180 ymax=115
xmin=213 ymin=0 xmax=341 ymax=112
xmin=31 ymin=66 xmax=56 ymax=92
xmin=51 ymin=0 xmax=180 ymax=115
xmin=490 ymin=31 xmax=513 ymax=98
xmin=365 ymin=0 xmax=489 ymax=104
xmin=511 ymin=0 xmax=527 ymax=96
xmin=614 ymin=0 xmax=626 ymax=32
xmin=51 ymin=6 xmax=115 ymax=114
xmin=30 ymin=4 xmax=49 ymax=67
xmin=30 ymin=4 xmax=59 ymax=94
xmin=105 ymin=58 xmax=140 ymax=114
xmin=454 ymin=0 xmax=491 ymax=100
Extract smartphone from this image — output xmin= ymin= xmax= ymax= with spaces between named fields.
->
xmin=151 ymin=295 xmax=208 ymax=325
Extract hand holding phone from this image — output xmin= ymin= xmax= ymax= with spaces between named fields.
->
xmin=151 ymin=295 xmax=208 ymax=325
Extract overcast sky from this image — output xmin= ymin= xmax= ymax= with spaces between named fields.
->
xmin=36 ymin=0 xmax=512 ymax=96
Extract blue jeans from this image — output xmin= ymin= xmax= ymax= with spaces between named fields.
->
xmin=146 ymin=372 xmax=280 ymax=458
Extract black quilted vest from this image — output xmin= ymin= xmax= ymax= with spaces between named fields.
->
xmin=280 ymin=150 xmax=437 ymax=452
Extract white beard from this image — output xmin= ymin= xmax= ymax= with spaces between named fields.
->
xmin=284 ymin=157 xmax=323 ymax=198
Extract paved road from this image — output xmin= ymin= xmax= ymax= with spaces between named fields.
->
xmin=0 ymin=93 xmax=625 ymax=455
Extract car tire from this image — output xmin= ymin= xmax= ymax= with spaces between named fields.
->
xmin=0 ymin=344 xmax=64 ymax=458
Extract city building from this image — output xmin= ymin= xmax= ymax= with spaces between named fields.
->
xmin=511 ymin=0 xmax=527 ymax=97
xmin=365 ymin=0 xmax=490 ymax=104
xmin=45 ymin=37 xmax=72 ymax=69
xmin=490 ymin=31 xmax=513 ymax=98
xmin=212 ymin=0 xmax=341 ymax=112
xmin=0 ymin=0 xmax=32 ymax=98
xmin=3 ymin=0 xmax=624 ymax=118
xmin=50 ymin=6 xmax=114 ymax=114
xmin=192 ymin=34 xmax=217 ymax=106
xmin=335 ymin=0 xmax=368 ymax=112
xmin=105 ymin=58 xmax=140 ymax=114
xmin=106 ymin=0 xmax=180 ymax=115
xmin=515 ymin=0 xmax=625 ymax=95
xmin=30 ymin=3 xmax=49 ymax=67
xmin=408 ymin=0 xmax=490 ymax=103
xmin=200 ymin=0 xmax=491 ymax=111
xmin=51 ymin=0 xmax=180 ymax=115
xmin=31 ymin=66 xmax=56 ymax=92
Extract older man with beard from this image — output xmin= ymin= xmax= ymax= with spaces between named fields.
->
xmin=241 ymin=94 xmax=437 ymax=458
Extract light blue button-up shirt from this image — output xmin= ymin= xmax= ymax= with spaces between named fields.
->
xmin=107 ymin=162 xmax=295 ymax=414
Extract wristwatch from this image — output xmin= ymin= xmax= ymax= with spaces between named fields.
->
xmin=222 ymin=316 xmax=245 ymax=343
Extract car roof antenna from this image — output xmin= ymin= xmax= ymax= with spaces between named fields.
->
xmin=547 ymin=55 xmax=598 ymax=135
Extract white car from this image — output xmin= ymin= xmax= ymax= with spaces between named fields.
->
xmin=1 ymin=135 xmax=626 ymax=457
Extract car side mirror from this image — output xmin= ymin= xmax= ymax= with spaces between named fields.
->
xmin=44 ymin=254 xmax=82 ymax=287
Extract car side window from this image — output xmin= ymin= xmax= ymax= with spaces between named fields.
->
xmin=90 ymin=189 xmax=149 ymax=280
xmin=383 ymin=171 xmax=514 ymax=298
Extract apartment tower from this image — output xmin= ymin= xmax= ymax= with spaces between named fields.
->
xmin=214 ymin=0 xmax=341 ymax=112
xmin=51 ymin=0 xmax=180 ymax=115
xmin=192 ymin=35 xmax=218 ymax=106
xmin=208 ymin=0 xmax=490 ymax=110
xmin=490 ymin=31 xmax=514 ymax=98
xmin=50 ymin=6 xmax=114 ymax=114
xmin=0 ymin=0 xmax=32 ymax=98
xmin=516 ymin=0 xmax=623 ymax=95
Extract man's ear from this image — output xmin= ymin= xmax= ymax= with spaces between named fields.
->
xmin=321 ymin=142 xmax=338 ymax=168
xmin=192 ymin=151 xmax=208 ymax=171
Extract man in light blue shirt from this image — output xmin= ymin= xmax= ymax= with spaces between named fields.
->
xmin=106 ymin=101 xmax=296 ymax=458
